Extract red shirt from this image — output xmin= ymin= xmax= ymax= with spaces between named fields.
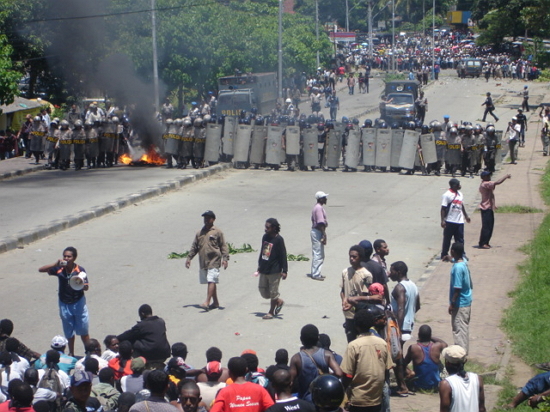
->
xmin=479 ymin=181 xmax=497 ymax=210
xmin=108 ymin=357 xmax=133 ymax=380
xmin=0 ymin=402 xmax=35 ymax=412
xmin=210 ymin=382 xmax=274 ymax=412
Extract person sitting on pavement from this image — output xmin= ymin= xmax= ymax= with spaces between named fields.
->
xmin=177 ymin=379 xmax=208 ymax=412
xmin=266 ymin=369 xmax=315 ymax=412
xmin=0 ymin=380 xmax=36 ymax=412
xmin=36 ymin=350 xmax=71 ymax=399
xmin=128 ymin=370 xmax=179 ymax=412
xmin=0 ymin=320 xmax=40 ymax=363
xmin=108 ymin=341 xmax=133 ymax=380
xmin=242 ymin=353 xmax=273 ymax=398
xmin=23 ymin=369 xmax=56 ymax=405
xmin=166 ymin=357 xmax=188 ymax=405
xmin=63 ymin=370 xmax=102 ymax=412
xmin=119 ymin=358 xmax=147 ymax=394
xmin=75 ymin=339 xmax=109 ymax=372
xmin=91 ymin=368 xmax=120 ymax=411
xmin=196 ymin=348 xmax=229 ymax=384
xmin=34 ymin=336 xmax=77 ymax=374
xmin=0 ymin=351 xmax=23 ymax=399
xmin=101 ymin=336 xmax=120 ymax=362
xmin=197 ymin=361 xmax=226 ymax=410
xmin=84 ymin=357 xmax=100 ymax=386
xmin=403 ymin=325 xmax=448 ymax=391
xmin=117 ymin=392 xmax=136 ymax=412
xmin=5 ymin=339 xmax=30 ymax=378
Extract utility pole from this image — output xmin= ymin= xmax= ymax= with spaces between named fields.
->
xmin=151 ymin=0 xmax=159 ymax=114
xmin=346 ymin=0 xmax=349 ymax=32
xmin=391 ymin=0 xmax=395 ymax=72
xmin=278 ymin=0 xmax=283 ymax=100
xmin=315 ymin=0 xmax=320 ymax=68
xmin=368 ymin=1 xmax=373 ymax=62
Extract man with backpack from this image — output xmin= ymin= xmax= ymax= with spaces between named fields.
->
xmin=37 ymin=350 xmax=70 ymax=411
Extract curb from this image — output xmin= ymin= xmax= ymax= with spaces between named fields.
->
xmin=0 ymin=163 xmax=46 ymax=181
xmin=0 ymin=162 xmax=231 ymax=255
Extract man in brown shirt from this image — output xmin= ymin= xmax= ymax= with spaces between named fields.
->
xmin=186 ymin=210 xmax=229 ymax=311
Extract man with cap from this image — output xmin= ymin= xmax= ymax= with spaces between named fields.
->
xmin=522 ymin=85 xmax=530 ymax=112
xmin=516 ymin=109 xmax=528 ymax=147
xmin=186 ymin=211 xmax=229 ymax=310
xmin=478 ymin=171 xmax=511 ymax=249
xmin=34 ymin=335 xmax=77 ymax=374
xmin=439 ymin=345 xmax=486 ymax=412
xmin=197 ymin=361 xmax=227 ymax=409
xmin=63 ymin=370 xmax=100 ymax=412
xmin=481 ymin=92 xmax=499 ymax=123
xmin=440 ymin=179 xmax=470 ymax=260
xmin=308 ymin=192 xmax=328 ymax=281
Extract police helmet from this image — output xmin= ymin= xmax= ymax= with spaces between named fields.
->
xmin=486 ymin=126 xmax=495 ymax=135
xmin=60 ymin=120 xmax=70 ymax=128
xmin=307 ymin=114 xmax=318 ymax=125
xmin=378 ymin=121 xmax=388 ymax=129
xmin=203 ymin=114 xmax=211 ymax=123
xmin=50 ymin=120 xmax=59 ymax=127
xmin=474 ymin=124 xmax=483 ymax=134
xmin=486 ymin=122 xmax=494 ymax=128
xmin=298 ymin=119 xmax=307 ymax=129
xmin=462 ymin=121 xmax=472 ymax=126
xmin=449 ymin=127 xmax=458 ymax=135
xmin=341 ymin=116 xmax=349 ymax=124
xmin=465 ymin=125 xmax=474 ymax=133
xmin=111 ymin=116 xmax=119 ymax=123
xmin=33 ymin=116 xmax=41 ymax=122
xmin=240 ymin=109 xmax=247 ymax=118
xmin=250 ymin=107 xmax=258 ymax=115
xmin=391 ymin=122 xmax=400 ymax=130
xmin=285 ymin=98 xmax=292 ymax=104
xmin=174 ymin=118 xmax=183 ymax=126
xmin=352 ymin=118 xmax=359 ymax=125
xmin=458 ymin=124 xmax=465 ymax=133
xmin=84 ymin=120 xmax=93 ymax=128
xmin=318 ymin=114 xmax=325 ymax=123
xmin=430 ymin=120 xmax=442 ymax=132
xmin=415 ymin=119 xmax=423 ymax=129
xmin=407 ymin=121 xmax=416 ymax=130
xmin=317 ymin=123 xmax=325 ymax=131
xmin=165 ymin=118 xmax=174 ymax=125
xmin=74 ymin=120 xmax=83 ymax=128
xmin=374 ymin=118 xmax=382 ymax=126
xmin=363 ymin=119 xmax=373 ymax=128
xmin=53 ymin=117 xmax=60 ymax=123
xmin=193 ymin=117 xmax=203 ymax=127
xmin=287 ymin=117 xmax=295 ymax=126
xmin=309 ymin=375 xmax=345 ymax=411
xmin=183 ymin=118 xmax=192 ymax=127
xmin=421 ymin=124 xmax=430 ymax=134
xmin=255 ymin=116 xmax=264 ymax=126
xmin=325 ymin=120 xmax=334 ymax=130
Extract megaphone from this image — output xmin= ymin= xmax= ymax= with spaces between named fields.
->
xmin=69 ymin=272 xmax=87 ymax=291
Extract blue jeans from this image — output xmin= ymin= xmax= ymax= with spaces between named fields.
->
xmin=310 ymin=229 xmax=324 ymax=277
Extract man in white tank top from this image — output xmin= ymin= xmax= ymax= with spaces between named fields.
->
xmin=439 ymin=345 xmax=486 ymax=412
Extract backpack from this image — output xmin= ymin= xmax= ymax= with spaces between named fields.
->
xmin=38 ymin=368 xmax=64 ymax=412
xmin=385 ymin=312 xmax=402 ymax=362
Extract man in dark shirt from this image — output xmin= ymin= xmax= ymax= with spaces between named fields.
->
xmin=39 ymin=246 xmax=90 ymax=356
xmin=257 ymin=218 xmax=288 ymax=320
xmin=516 ymin=109 xmax=528 ymax=146
xmin=359 ymin=240 xmax=390 ymax=304
xmin=266 ymin=369 xmax=315 ymax=412
xmin=0 ymin=319 xmax=40 ymax=361
xmin=117 ymin=304 xmax=171 ymax=369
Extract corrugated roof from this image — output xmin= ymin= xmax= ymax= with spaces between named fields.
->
xmin=0 ymin=96 xmax=43 ymax=114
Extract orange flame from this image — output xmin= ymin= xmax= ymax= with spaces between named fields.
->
xmin=119 ymin=148 xmax=165 ymax=165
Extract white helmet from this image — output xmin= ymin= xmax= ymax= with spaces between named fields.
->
xmin=286 ymin=98 xmax=292 ymax=104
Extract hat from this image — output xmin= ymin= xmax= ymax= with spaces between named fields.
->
xmin=443 ymin=345 xmax=467 ymax=364
xmin=443 ymin=115 xmax=450 ymax=119
xmin=71 ymin=370 xmax=93 ymax=387
xmin=51 ymin=335 xmax=68 ymax=349
xmin=167 ymin=357 xmax=187 ymax=372
xmin=480 ymin=171 xmax=492 ymax=178
xmin=517 ymin=109 xmax=523 ymax=112
xmin=130 ymin=357 xmax=146 ymax=373
xmin=206 ymin=361 xmax=222 ymax=378
xmin=315 ymin=191 xmax=329 ymax=200
xmin=201 ymin=210 xmax=216 ymax=219
xmin=368 ymin=283 xmax=385 ymax=296
xmin=524 ymin=85 xmax=528 ymax=89
xmin=449 ymin=178 xmax=460 ymax=187
xmin=512 ymin=117 xmax=518 ymax=121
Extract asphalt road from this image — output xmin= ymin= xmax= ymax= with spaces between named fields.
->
xmin=0 ymin=71 xmax=542 ymax=370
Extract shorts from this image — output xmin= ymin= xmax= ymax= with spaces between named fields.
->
xmin=522 ymin=372 xmax=550 ymax=396
xmin=312 ymin=103 xmax=321 ymax=112
xmin=59 ymin=297 xmax=89 ymax=338
xmin=199 ymin=268 xmax=220 ymax=284
xmin=258 ymin=273 xmax=281 ymax=300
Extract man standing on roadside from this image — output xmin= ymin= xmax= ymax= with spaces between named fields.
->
xmin=186 ymin=210 xmax=229 ymax=310
xmin=257 ymin=218 xmax=288 ymax=320
xmin=448 ymin=243 xmax=472 ymax=354
xmin=309 ymin=192 xmax=328 ymax=281
xmin=439 ymin=345 xmax=485 ymax=412
xmin=441 ymin=179 xmax=470 ymax=260
xmin=478 ymin=171 xmax=511 ymax=249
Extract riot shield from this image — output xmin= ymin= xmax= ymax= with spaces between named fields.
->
xmin=233 ymin=124 xmax=253 ymax=163
xmin=250 ymin=125 xmax=267 ymax=165
xmin=495 ymin=130 xmax=505 ymax=164
xmin=204 ymin=123 xmax=222 ymax=163
xmin=344 ymin=128 xmax=361 ymax=169
xmin=420 ymin=133 xmax=438 ymax=164
xmin=302 ymin=128 xmax=318 ymax=168
xmin=375 ymin=129 xmax=391 ymax=168
xmin=361 ymin=128 xmax=376 ymax=166
xmin=445 ymin=138 xmax=462 ymax=166
xmin=286 ymin=126 xmax=301 ymax=155
xmin=390 ymin=129 xmax=404 ymax=168
xmin=164 ymin=132 xmax=179 ymax=156
xmin=399 ymin=130 xmax=419 ymax=170
xmin=265 ymin=126 xmax=283 ymax=165
xmin=326 ymin=129 xmax=342 ymax=169
xmin=434 ymin=130 xmax=446 ymax=162
xmin=222 ymin=116 xmax=236 ymax=155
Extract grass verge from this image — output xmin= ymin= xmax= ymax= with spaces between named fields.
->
xmin=502 ymin=161 xmax=550 ymax=365
xmin=495 ymin=205 xmax=543 ymax=213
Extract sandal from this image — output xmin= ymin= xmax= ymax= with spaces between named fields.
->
xmin=262 ymin=314 xmax=274 ymax=320
xmin=274 ymin=301 xmax=284 ymax=316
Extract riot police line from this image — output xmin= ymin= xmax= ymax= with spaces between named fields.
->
xmin=159 ymin=113 xmax=507 ymax=175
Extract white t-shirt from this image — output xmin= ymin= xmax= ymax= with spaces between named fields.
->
xmin=442 ymin=190 xmax=465 ymax=224
xmin=37 ymin=368 xmax=71 ymax=390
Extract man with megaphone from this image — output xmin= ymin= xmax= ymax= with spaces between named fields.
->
xmin=39 ymin=246 xmax=90 ymax=357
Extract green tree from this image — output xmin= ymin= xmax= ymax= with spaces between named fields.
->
xmin=0 ymin=34 xmax=22 ymax=105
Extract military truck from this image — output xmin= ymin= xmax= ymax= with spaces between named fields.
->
xmin=380 ymin=80 xmax=420 ymax=125
xmin=217 ymin=72 xmax=277 ymax=117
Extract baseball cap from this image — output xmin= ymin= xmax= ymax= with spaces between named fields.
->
xmin=315 ymin=191 xmax=329 ymax=200
xmin=368 ymin=283 xmax=385 ymax=296
xmin=201 ymin=210 xmax=216 ymax=219
xmin=206 ymin=361 xmax=222 ymax=379
xmin=443 ymin=115 xmax=450 ymax=119
xmin=443 ymin=345 xmax=467 ymax=364
xmin=51 ymin=335 xmax=68 ymax=349
xmin=131 ymin=357 xmax=146 ymax=373
xmin=71 ymin=370 xmax=93 ymax=387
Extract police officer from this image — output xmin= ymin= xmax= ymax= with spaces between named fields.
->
xmin=164 ymin=118 xmax=180 ymax=169
xmin=72 ymin=120 xmax=86 ymax=171
xmin=180 ymin=117 xmax=194 ymax=168
xmin=30 ymin=116 xmax=47 ymax=165
xmin=483 ymin=125 xmax=498 ymax=172
xmin=45 ymin=120 xmax=60 ymax=170
xmin=460 ymin=125 xmax=475 ymax=178
xmin=193 ymin=116 xmax=207 ymax=168
xmin=57 ymin=120 xmax=73 ymax=171
xmin=85 ymin=120 xmax=99 ymax=169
